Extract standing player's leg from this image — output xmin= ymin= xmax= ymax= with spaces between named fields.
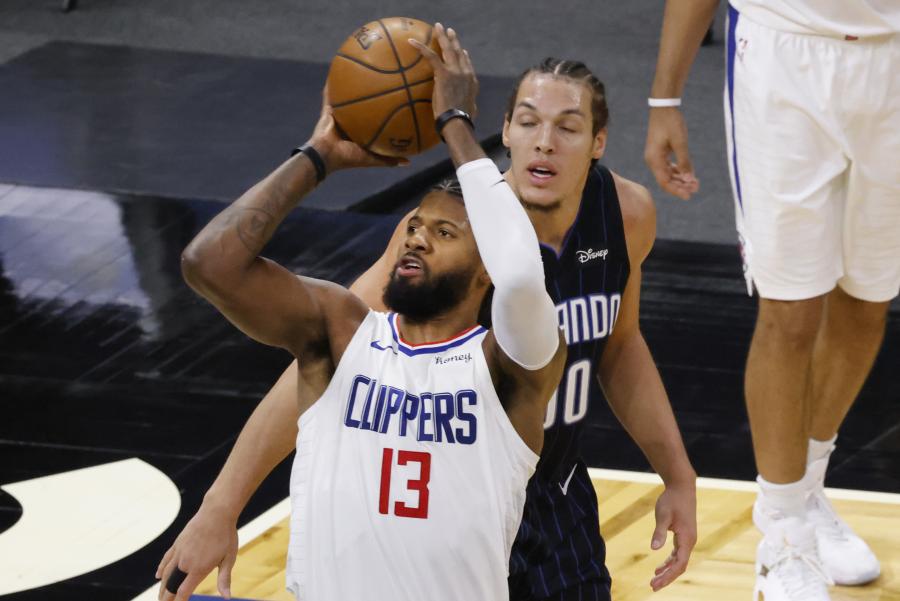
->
xmin=744 ymin=297 xmax=823 ymax=486
xmin=800 ymin=287 xmax=887 ymax=584
xmin=801 ymin=33 xmax=900 ymax=585
xmin=725 ymin=8 xmax=844 ymax=491
xmin=808 ymin=30 xmax=900 ymax=445
xmin=807 ymin=287 xmax=889 ymax=443
xmin=812 ymin=32 xmax=900 ymax=445
xmin=725 ymin=8 xmax=846 ymax=599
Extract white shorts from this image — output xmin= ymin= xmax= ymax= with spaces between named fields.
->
xmin=724 ymin=5 xmax=900 ymax=302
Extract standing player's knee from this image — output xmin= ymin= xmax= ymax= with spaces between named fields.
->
xmin=756 ymin=297 xmax=823 ymax=351
xmin=831 ymin=286 xmax=890 ymax=333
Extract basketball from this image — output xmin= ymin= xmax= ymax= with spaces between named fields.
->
xmin=326 ymin=17 xmax=442 ymax=158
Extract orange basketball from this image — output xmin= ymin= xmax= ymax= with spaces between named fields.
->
xmin=326 ymin=17 xmax=441 ymax=158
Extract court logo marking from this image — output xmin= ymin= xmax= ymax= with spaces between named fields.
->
xmin=0 ymin=458 xmax=180 ymax=595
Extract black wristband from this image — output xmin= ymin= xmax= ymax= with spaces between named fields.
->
xmin=290 ymin=143 xmax=327 ymax=183
xmin=435 ymin=108 xmax=474 ymax=142
xmin=165 ymin=567 xmax=188 ymax=594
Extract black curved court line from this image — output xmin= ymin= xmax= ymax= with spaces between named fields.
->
xmin=330 ymin=72 xmax=434 ymax=109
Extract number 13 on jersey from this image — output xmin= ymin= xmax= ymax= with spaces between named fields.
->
xmin=378 ymin=448 xmax=431 ymax=519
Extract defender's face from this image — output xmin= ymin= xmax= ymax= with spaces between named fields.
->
xmin=392 ymin=192 xmax=483 ymax=289
xmin=503 ymin=73 xmax=606 ymax=210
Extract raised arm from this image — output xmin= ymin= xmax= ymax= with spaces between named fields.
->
xmin=454 ymin=156 xmax=566 ymax=455
xmin=158 ymin=94 xmax=405 ymax=601
xmin=644 ymin=0 xmax=719 ymax=200
xmin=413 ymin=25 xmax=559 ymax=371
xmin=412 ymin=25 xmax=564 ymax=454
xmin=180 ymin=96 xmax=404 ymax=360
xmin=156 ymin=202 xmax=413 ymax=601
xmin=456 ymin=159 xmax=560 ymax=369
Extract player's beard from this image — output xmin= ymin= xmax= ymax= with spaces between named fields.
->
xmin=383 ymin=264 xmax=475 ymax=324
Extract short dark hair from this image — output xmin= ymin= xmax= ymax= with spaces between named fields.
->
xmin=504 ymin=57 xmax=609 ymax=135
xmin=430 ymin=177 xmax=463 ymax=198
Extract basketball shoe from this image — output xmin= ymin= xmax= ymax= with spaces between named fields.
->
xmin=753 ymin=517 xmax=832 ymax=601
xmin=804 ymin=454 xmax=880 ymax=585
xmin=753 ymin=454 xmax=881 ymax=586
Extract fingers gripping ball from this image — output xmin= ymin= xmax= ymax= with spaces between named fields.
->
xmin=327 ymin=17 xmax=442 ymax=158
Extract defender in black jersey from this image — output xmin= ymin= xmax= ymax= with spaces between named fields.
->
xmin=501 ymin=59 xmax=696 ymax=601
xmin=160 ymin=53 xmax=697 ymax=601
xmin=507 ymin=163 xmax=628 ymax=600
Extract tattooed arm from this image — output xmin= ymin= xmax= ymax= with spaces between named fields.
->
xmin=181 ymin=94 xmax=404 ymax=358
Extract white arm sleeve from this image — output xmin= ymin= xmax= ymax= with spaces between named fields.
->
xmin=456 ymin=158 xmax=559 ymax=370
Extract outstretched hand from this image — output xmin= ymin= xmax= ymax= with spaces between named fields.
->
xmin=307 ymin=87 xmax=410 ymax=173
xmin=648 ymin=482 xmax=697 ymax=591
xmin=644 ymin=107 xmax=699 ymax=200
xmin=409 ymin=23 xmax=478 ymax=120
xmin=155 ymin=504 xmax=239 ymax=601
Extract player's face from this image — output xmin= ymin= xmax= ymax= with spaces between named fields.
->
xmin=502 ymin=73 xmax=606 ymax=211
xmin=384 ymin=192 xmax=487 ymax=322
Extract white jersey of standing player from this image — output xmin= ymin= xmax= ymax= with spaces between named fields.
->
xmin=286 ymin=310 xmax=538 ymax=601
xmin=724 ymin=0 xmax=900 ymax=302
xmin=730 ymin=0 xmax=899 ymax=37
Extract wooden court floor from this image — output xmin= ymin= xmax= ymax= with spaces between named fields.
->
xmin=192 ymin=470 xmax=900 ymax=601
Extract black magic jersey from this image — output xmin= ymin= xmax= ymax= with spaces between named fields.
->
xmin=509 ymin=164 xmax=631 ymax=600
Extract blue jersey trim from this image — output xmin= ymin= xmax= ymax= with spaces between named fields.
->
xmin=726 ymin=4 xmax=744 ymax=211
xmin=387 ymin=312 xmax=486 ymax=356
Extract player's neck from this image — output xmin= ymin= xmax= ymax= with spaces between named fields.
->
xmin=525 ymin=192 xmax=582 ymax=254
xmin=396 ymin=312 xmax=479 ymax=346
xmin=503 ymin=169 xmax=585 ymax=253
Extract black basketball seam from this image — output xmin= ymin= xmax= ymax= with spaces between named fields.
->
xmin=334 ymin=40 xmax=428 ymax=74
xmin=335 ymin=52 xmax=408 ymax=75
xmin=364 ymin=99 xmax=433 ymax=149
xmin=397 ymin=23 xmax=430 ymax=70
xmin=331 ymin=76 xmax=434 ymax=109
xmin=377 ymin=19 xmax=424 ymax=154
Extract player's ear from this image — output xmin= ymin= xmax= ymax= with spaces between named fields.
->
xmin=502 ymin=117 xmax=511 ymax=149
xmin=591 ymin=127 xmax=607 ymax=160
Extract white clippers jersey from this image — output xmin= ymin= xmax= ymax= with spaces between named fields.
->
xmin=730 ymin=0 xmax=900 ymax=37
xmin=286 ymin=311 xmax=538 ymax=601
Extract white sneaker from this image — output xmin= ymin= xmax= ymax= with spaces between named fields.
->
xmin=754 ymin=517 xmax=833 ymax=601
xmin=805 ymin=456 xmax=880 ymax=585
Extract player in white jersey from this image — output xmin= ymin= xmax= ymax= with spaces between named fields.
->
xmin=645 ymin=1 xmax=898 ymax=600
xmin=157 ymin=51 xmax=699 ymax=601
xmin=155 ymin=25 xmax=566 ymax=601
